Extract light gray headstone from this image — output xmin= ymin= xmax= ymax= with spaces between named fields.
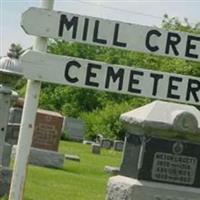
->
xmin=83 ymin=140 xmax=94 ymax=145
xmin=12 ymin=146 xmax=64 ymax=169
xmin=65 ymin=154 xmax=80 ymax=162
xmin=5 ymin=123 xmax=20 ymax=145
xmin=63 ymin=117 xmax=85 ymax=141
xmin=113 ymin=140 xmax=124 ymax=151
xmin=106 ymin=176 xmax=200 ymax=200
xmin=104 ymin=166 xmax=120 ymax=175
xmin=91 ymin=143 xmax=101 ymax=154
xmin=8 ymin=107 xmax=23 ymax=123
xmin=100 ymin=138 xmax=113 ymax=149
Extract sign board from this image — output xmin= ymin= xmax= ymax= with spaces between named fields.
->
xmin=21 ymin=50 xmax=200 ymax=105
xmin=21 ymin=7 xmax=200 ymax=62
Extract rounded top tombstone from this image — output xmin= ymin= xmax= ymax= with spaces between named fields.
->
xmin=120 ymin=100 xmax=200 ymax=135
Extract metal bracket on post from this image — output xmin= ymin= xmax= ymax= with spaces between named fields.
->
xmin=8 ymin=1 xmax=55 ymax=200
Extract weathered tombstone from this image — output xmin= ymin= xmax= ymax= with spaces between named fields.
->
xmin=8 ymin=107 xmax=23 ymax=123
xmin=106 ymin=100 xmax=200 ymax=199
xmin=32 ymin=109 xmax=64 ymax=151
xmin=62 ymin=117 xmax=85 ymax=141
xmin=104 ymin=166 xmax=120 ymax=176
xmin=83 ymin=140 xmax=94 ymax=145
xmin=100 ymin=138 xmax=113 ymax=149
xmin=6 ymin=123 xmax=20 ymax=145
xmin=96 ymin=133 xmax=103 ymax=144
xmin=91 ymin=143 xmax=101 ymax=154
xmin=12 ymin=146 xmax=64 ymax=169
xmin=113 ymin=140 xmax=124 ymax=151
xmin=65 ymin=154 xmax=80 ymax=162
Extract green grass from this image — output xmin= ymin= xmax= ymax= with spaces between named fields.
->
xmin=3 ymin=141 xmax=122 ymax=200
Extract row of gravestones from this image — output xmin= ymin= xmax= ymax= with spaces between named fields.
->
xmin=2 ymin=85 xmax=200 ymax=199
xmin=0 ymin=85 xmax=124 ymax=197
xmin=89 ymin=139 xmax=124 ymax=154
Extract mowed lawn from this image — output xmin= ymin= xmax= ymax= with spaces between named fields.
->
xmin=20 ymin=141 xmax=122 ymax=200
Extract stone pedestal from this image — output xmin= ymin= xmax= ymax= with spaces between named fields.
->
xmin=106 ymin=176 xmax=200 ymax=200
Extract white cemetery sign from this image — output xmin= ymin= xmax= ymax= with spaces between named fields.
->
xmin=21 ymin=7 xmax=200 ymax=62
xmin=21 ymin=50 xmax=200 ymax=105
xmin=10 ymin=1 xmax=200 ymax=200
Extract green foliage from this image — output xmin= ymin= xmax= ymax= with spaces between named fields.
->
xmin=37 ymin=15 xmax=200 ymax=139
xmin=81 ymin=98 xmax=150 ymax=140
xmin=11 ymin=16 xmax=200 ymax=139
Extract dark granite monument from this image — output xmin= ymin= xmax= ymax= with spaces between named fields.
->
xmin=119 ymin=100 xmax=200 ymax=188
xmin=107 ymin=100 xmax=200 ymax=200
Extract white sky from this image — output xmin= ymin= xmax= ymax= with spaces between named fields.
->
xmin=1 ymin=0 xmax=200 ymax=57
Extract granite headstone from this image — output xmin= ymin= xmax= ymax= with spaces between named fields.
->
xmin=62 ymin=117 xmax=85 ymax=141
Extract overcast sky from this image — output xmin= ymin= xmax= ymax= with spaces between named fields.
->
xmin=1 ymin=0 xmax=200 ymax=57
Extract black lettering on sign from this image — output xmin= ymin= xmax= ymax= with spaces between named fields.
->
xmin=58 ymin=14 xmax=78 ymax=39
xmin=150 ymin=73 xmax=164 ymax=96
xmin=105 ymin=67 xmax=124 ymax=90
xmin=185 ymin=36 xmax=200 ymax=59
xmin=113 ymin=23 xmax=127 ymax=47
xmin=65 ymin=60 xmax=81 ymax=83
xmin=128 ymin=70 xmax=144 ymax=94
xmin=93 ymin=20 xmax=107 ymax=44
xmin=145 ymin=30 xmax=161 ymax=52
xmin=167 ymin=76 xmax=183 ymax=99
xmin=82 ymin=18 xmax=89 ymax=41
xmin=165 ymin=32 xmax=181 ymax=56
xmin=85 ymin=63 xmax=101 ymax=87
xmin=186 ymin=79 xmax=200 ymax=102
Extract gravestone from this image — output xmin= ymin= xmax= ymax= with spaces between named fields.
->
xmin=113 ymin=140 xmax=124 ymax=151
xmin=62 ymin=117 xmax=85 ymax=141
xmin=8 ymin=107 xmax=23 ymax=123
xmin=12 ymin=146 xmax=64 ymax=169
xmin=104 ymin=166 xmax=120 ymax=175
xmin=6 ymin=123 xmax=20 ymax=145
xmin=5 ymin=106 xmax=22 ymax=145
xmin=32 ymin=109 xmax=64 ymax=151
xmin=91 ymin=143 xmax=101 ymax=154
xmin=100 ymin=138 xmax=113 ymax=149
xmin=106 ymin=100 xmax=200 ymax=199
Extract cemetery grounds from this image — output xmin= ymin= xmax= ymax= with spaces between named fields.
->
xmin=1 ymin=141 xmax=121 ymax=200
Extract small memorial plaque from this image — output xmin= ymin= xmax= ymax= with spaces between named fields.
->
xmin=152 ymin=152 xmax=197 ymax=185
xmin=138 ymin=136 xmax=200 ymax=188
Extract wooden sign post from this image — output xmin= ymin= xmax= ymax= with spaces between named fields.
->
xmin=8 ymin=1 xmax=55 ymax=200
xmin=9 ymin=1 xmax=200 ymax=200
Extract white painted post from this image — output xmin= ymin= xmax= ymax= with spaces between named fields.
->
xmin=8 ymin=1 xmax=55 ymax=200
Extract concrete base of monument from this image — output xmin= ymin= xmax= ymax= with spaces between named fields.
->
xmin=106 ymin=175 xmax=200 ymax=200
xmin=12 ymin=146 xmax=64 ymax=169
xmin=0 ymin=167 xmax=12 ymax=198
